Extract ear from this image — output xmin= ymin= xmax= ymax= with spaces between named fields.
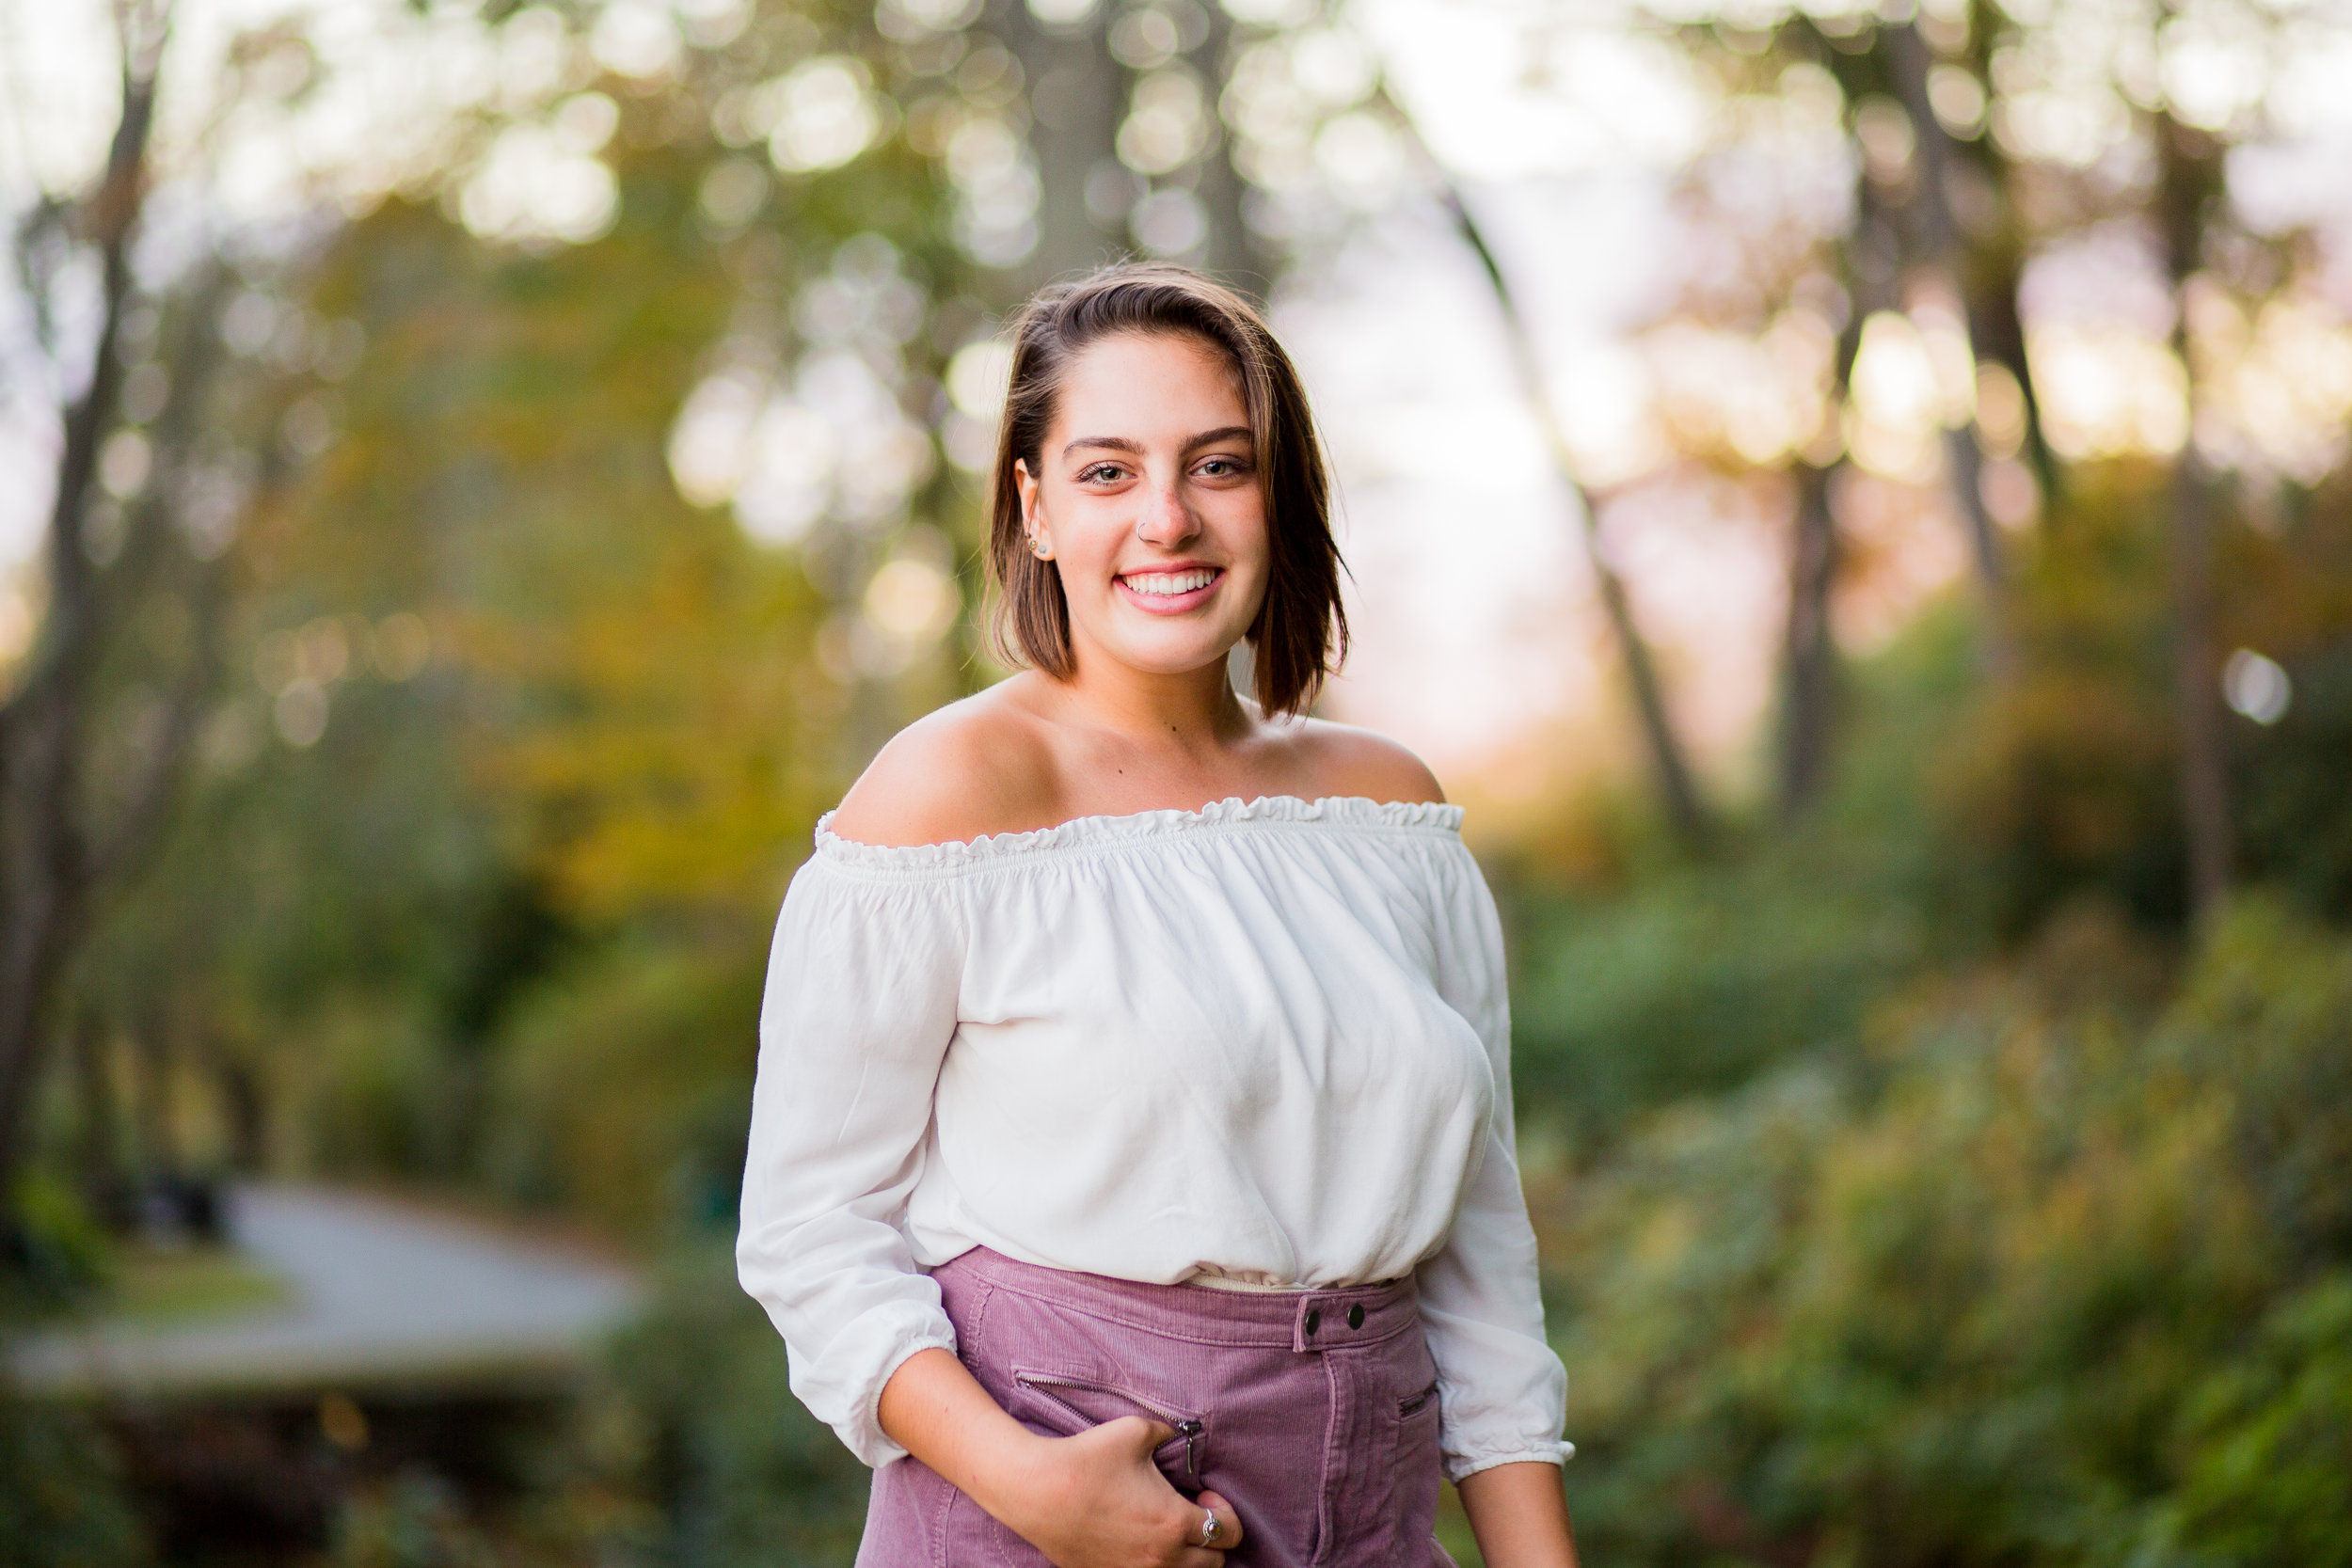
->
xmin=1013 ymin=459 xmax=1052 ymax=559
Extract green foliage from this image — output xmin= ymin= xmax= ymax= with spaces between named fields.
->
xmin=2142 ymin=1274 xmax=2352 ymax=1568
xmin=597 ymin=1243 xmax=871 ymax=1567
xmin=329 ymin=1470 xmax=501 ymax=1568
xmin=0 ymin=1386 xmax=151 ymax=1568
xmin=1934 ymin=466 xmax=2352 ymax=938
xmin=1544 ymin=900 xmax=2352 ymax=1566
xmin=483 ymin=943 xmax=764 ymax=1241
xmin=71 ymin=62 xmax=976 ymax=1197
xmin=1507 ymin=464 xmax=2352 ymax=1155
xmin=1510 ymin=861 xmax=1921 ymax=1144
xmin=2 ymin=1172 xmax=112 ymax=1306
xmin=2239 ymin=638 xmax=2352 ymax=921
xmin=1505 ymin=609 xmax=1981 ymax=1142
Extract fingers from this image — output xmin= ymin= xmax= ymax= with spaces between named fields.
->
xmin=1163 ymin=1489 xmax=1241 ymax=1567
xmin=1171 ymin=1502 xmax=1228 ymax=1568
xmin=1196 ymin=1490 xmax=1245 ymax=1548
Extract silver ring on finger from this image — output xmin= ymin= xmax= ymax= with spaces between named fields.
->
xmin=1199 ymin=1508 xmax=1217 ymax=1546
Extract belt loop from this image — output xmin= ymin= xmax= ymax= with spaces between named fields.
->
xmin=1292 ymin=1295 xmax=1325 ymax=1354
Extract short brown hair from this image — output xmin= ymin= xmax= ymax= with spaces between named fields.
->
xmin=984 ymin=262 xmax=1347 ymax=719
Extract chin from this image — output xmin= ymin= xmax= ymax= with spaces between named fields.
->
xmin=1102 ymin=631 xmax=1246 ymax=677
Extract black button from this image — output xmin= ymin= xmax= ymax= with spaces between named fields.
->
xmin=1304 ymin=1307 xmax=1321 ymax=1336
xmin=1347 ymin=1304 xmax=1365 ymax=1330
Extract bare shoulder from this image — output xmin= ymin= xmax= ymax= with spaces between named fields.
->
xmin=1280 ymin=716 xmax=1446 ymax=807
xmin=826 ymin=683 xmax=1061 ymax=848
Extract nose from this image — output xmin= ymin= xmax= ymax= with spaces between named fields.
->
xmin=1135 ymin=470 xmax=1198 ymax=548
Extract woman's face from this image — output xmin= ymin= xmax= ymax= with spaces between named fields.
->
xmin=1015 ymin=331 xmax=1269 ymax=685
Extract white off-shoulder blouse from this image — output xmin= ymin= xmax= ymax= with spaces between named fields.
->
xmin=736 ymin=795 xmax=1571 ymax=1481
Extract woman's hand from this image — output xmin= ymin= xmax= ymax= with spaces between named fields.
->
xmin=879 ymin=1348 xmax=1242 ymax=1567
xmin=992 ymin=1416 xmax=1242 ymax=1567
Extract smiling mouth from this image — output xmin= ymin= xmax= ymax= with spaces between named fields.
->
xmin=1119 ymin=567 xmax=1221 ymax=598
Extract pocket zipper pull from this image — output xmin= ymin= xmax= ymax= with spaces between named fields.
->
xmin=1176 ymin=1418 xmax=1204 ymax=1477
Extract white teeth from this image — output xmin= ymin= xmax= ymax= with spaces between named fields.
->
xmin=1124 ymin=569 xmax=1216 ymax=597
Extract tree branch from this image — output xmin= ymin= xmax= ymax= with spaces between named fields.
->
xmin=1432 ymin=178 xmax=1715 ymax=852
xmin=0 ymin=0 xmax=175 ymax=1197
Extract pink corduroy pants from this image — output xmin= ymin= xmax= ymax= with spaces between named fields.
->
xmin=855 ymin=1245 xmax=1456 ymax=1567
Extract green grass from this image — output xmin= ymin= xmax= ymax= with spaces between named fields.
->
xmin=106 ymin=1243 xmax=291 ymax=1324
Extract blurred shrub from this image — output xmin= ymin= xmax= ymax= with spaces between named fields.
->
xmin=482 ymin=946 xmax=762 ymax=1241
xmin=1507 ymin=462 xmax=2352 ymax=1152
xmin=1544 ymin=899 xmax=2352 ymax=1567
xmin=590 ymin=1243 xmax=869 ymax=1567
xmin=2239 ymin=637 xmax=2352 ymax=921
xmin=330 ymin=1469 xmax=498 ymax=1568
xmin=292 ymin=1006 xmax=464 ymax=1180
xmin=2143 ymin=1274 xmax=2352 ymax=1568
xmin=1509 ymin=862 xmax=1922 ymax=1146
xmin=1503 ymin=610 xmax=1981 ymax=1145
xmin=2 ymin=1172 xmax=112 ymax=1306
xmin=1935 ymin=467 xmax=2352 ymax=940
xmin=334 ymin=1246 xmax=868 ymax=1568
xmin=0 ymin=1386 xmax=151 ymax=1568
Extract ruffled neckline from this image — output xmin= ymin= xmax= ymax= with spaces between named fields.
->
xmin=813 ymin=794 xmax=1464 ymax=876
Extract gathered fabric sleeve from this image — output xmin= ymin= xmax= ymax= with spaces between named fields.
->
xmin=737 ymin=852 xmax=966 ymax=1468
xmin=1416 ymin=844 xmax=1575 ymax=1482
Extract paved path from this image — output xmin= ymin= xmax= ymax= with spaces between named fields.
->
xmin=9 ymin=1184 xmax=644 ymax=1397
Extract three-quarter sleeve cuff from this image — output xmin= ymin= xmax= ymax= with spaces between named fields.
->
xmin=779 ymin=1298 xmax=960 ymax=1468
xmin=848 ymin=1333 xmax=961 ymax=1467
xmin=1444 ymin=1438 xmax=1577 ymax=1483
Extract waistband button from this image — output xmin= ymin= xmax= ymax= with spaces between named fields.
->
xmin=1347 ymin=1304 xmax=1365 ymax=1330
xmin=1304 ymin=1307 xmax=1321 ymax=1337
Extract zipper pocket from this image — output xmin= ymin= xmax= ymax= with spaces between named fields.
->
xmin=1399 ymin=1381 xmax=1439 ymax=1418
xmin=1013 ymin=1372 xmax=1206 ymax=1478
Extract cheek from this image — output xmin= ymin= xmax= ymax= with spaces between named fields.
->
xmin=1040 ymin=492 xmax=1114 ymax=555
xmin=1224 ymin=500 xmax=1273 ymax=579
xmin=1060 ymin=512 xmax=1134 ymax=575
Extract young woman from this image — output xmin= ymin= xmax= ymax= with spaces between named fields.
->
xmin=738 ymin=263 xmax=1577 ymax=1568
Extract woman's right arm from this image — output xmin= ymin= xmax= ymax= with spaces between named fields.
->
xmin=738 ymin=833 xmax=1236 ymax=1566
xmin=735 ymin=857 xmax=968 ymax=1465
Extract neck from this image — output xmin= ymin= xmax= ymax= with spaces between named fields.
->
xmin=1053 ymin=644 xmax=1249 ymax=750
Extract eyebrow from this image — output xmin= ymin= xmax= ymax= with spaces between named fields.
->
xmin=1059 ymin=425 xmax=1255 ymax=460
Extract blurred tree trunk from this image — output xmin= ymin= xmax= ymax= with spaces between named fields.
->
xmin=2157 ymin=110 xmax=2232 ymax=920
xmin=132 ymin=1002 xmax=179 ymax=1182
xmin=1775 ymin=191 xmax=1900 ymax=822
xmin=1002 ymin=0 xmax=1125 ymax=288
xmin=1001 ymin=0 xmax=1262 ymax=295
xmin=71 ymin=1011 xmax=127 ymax=1228
xmin=1885 ymin=22 xmax=2011 ymax=675
xmin=214 ymin=1039 xmax=267 ymax=1174
xmin=0 ymin=2 xmax=217 ymax=1208
xmin=1963 ymin=234 xmax=2059 ymax=499
xmin=1777 ymin=461 xmax=1840 ymax=820
xmin=1186 ymin=3 xmax=1261 ymax=293
xmin=0 ymin=24 xmax=161 ymax=1197
xmin=1440 ymin=187 xmax=1713 ymax=852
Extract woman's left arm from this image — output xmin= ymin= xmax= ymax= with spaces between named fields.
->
xmin=1457 ymin=1462 xmax=1579 ymax=1568
xmin=1417 ymin=842 xmax=1579 ymax=1560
